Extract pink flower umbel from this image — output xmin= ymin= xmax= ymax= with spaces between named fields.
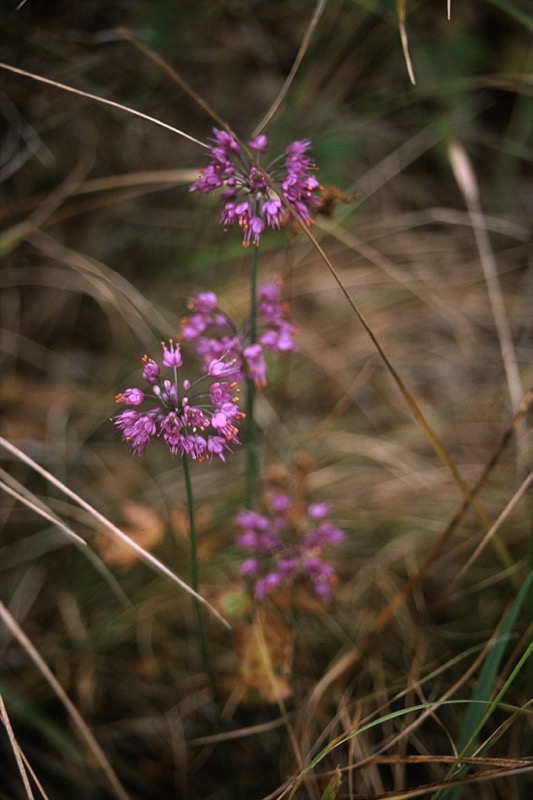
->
xmin=180 ymin=278 xmax=297 ymax=389
xmin=113 ymin=340 xmax=244 ymax=461
xmin=190 ymin=128 xmax=321 ymax=246
xmin=235 ymin=488 xmax=345 ymax=601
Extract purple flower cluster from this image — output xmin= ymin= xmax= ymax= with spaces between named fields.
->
xmin=235 ymin=489 xmax=345 ymax=600
xmin=190 ymin=128 xmax=321 ymax=246
xmin=113 ymin=340 xmax=244 ymax=461
xmin=180 ymin=279 xmax=297 ymax=389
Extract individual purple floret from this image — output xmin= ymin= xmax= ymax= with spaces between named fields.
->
xmin=190 ymin=128 xmax=321 ymax=246
xmin=180 ymin=278 xmax=297 ymax=389
xmin=113 ymin=340 xmax=244 ymax=461
xmin=235 ymin=488 xmax=345 ymax=601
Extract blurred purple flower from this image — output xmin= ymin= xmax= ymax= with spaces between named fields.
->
xmin=180 ymin=279 xmax=297 ymax=389
xmin=190 ymin=128 xmax=321 ymax=246
xmin=235 ymin=488 xmax=345 ymax=601
xmin=113 ymin=341 xmax=244 ymax=461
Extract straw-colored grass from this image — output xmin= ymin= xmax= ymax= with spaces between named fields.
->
xmin=1 ymin=2 xmax=531 ymax=798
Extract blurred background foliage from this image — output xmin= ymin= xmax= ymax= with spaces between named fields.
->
xmin=0 ymin=1 xmax=531 ymax=799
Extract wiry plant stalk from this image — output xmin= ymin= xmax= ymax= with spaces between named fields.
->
xmin=181 ymin=456 xmax=218 ymax=706
xmin=245 ymin=245 xmax=260 ymax=507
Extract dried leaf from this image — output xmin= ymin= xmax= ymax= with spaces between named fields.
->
xmin=316 ymin=186 xmax=358 ymax=219
xmin=235 ymin=608 xmax=293 ymax=703
xmin=95 ymin=500 xmax=165 ymax=570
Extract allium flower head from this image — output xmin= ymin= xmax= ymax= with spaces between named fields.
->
xmin=235 ymin=489 xmax=345 ymax=601
xmin=190 ymin=128 xmax=321 ymax=246
xmin=113 ymin=340 xmax=244 ymax=461
xmin=180 ymin=278 xmax=297 ymax=389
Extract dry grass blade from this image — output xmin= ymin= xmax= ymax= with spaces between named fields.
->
xmin=337 ymin=765 xmax=533 ymax=798
xmin=355 ymin=663 xmax=484 ymax=771
xmin=447 ymin=140 xmax=527 ymax=469
xmin=396 ymin=0 xmax=416 ymax=85
xmin=251 ymin=0 xmax=327 ymax=135
xmin=118 ymin=28 xmax=228 ymax=131
xmin=0 ymin=169 xmax=198 ymax=231
xmin=448 ymin=470 xmax=532 ymax=589
xmin=293 ymin=216 xmax=497 ymax=540
xmin=0 ymin=603 xmax=131 ymax=800
xmin=0 ymin=468 xmax=131 ymax=606
xmin=0 ymin=693 xmax=37 ymax=800
xmin=27 ymin=232 xmax=173 ymax=345
xmin=0 ymin=436 xmax=230 ymax=629
xmin=357 ymin=755 xmax=532 ymax=770
xmin=286 ymin=691 xmax=532 ymax=800
xmin=316 ymin=217 xmax=467 ymax=325
xmin=0 ymin=472 xmax=86 ymax=546
xmin=298 ymin=392 xmax=531 ymax=722
xmin=0 ymin=140 xmax=95 ymax=256
xmin=187 ymin=715 xmax=288 ymax=746
xmin=0 ymin=61 xmax=207 ymax=148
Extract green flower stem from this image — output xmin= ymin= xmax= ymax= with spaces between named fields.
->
xmin=181 ymin=455 xmax=218 ymax=704
xmin=249 ymin=243 xmax=259 ymax=344
xmin=245 ymin=245 xmax=260 ymax=507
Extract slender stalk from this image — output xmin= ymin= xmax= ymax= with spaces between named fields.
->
xmin=181 ymin=456 xmax=218 ymax=704
xmin=245 ymin=245 xmax=260 ymax=507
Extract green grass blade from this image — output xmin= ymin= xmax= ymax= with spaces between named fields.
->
xmin=438 ymin=570 xmax=533 ymax=800
xmin=320 ymin=766 xmax=341 ymax=799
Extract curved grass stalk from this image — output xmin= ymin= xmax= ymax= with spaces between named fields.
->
xmin=0 ymin=693 xmax=52 ymax=798
xmin=31 ymin=232 xmax=174 ymax=345
xmin=436 ymin=572 xmax=533 ymax=800
xmin=251 ymin=0 xmax=327 ymax=136
xmin=0 ymin=139 xmax=96 ymax=257
xmin=276 ymin=198 xmax=506 ymax=544
xmin=298 ymin=392 xmax=532 ymax=736
xmin=0 ymin=436 xmax=230 ymax=629
xmin=0 ymin=160 xmax=199 ymax=256
xmin=0 ymin=62 xmax=207 ymax=148
xmin=117 ymin=28 xmax=229 ymax=131
xmin=449 ymin=470 xmax=532 ymax=590
xmin=0 ymin=469 xmax=132 ymax=608
xmin=0 ymin=602 xmax=131 ymax=800
xmin=0 ymin=473 xmax=86 ymax=547
xmin=0 ymin=693 xmax=39 ymax=800
xmin=283 ymin=697 xmax=532 ymax=800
